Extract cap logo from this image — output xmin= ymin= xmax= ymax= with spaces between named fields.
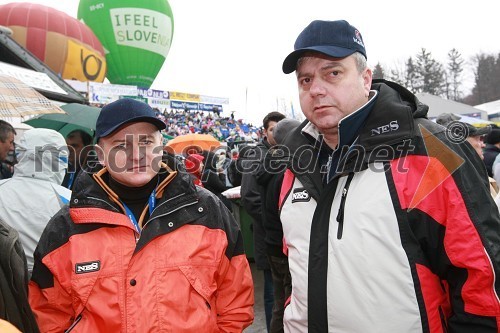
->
xmin=353 ymin=29 xmax=365 ymax=47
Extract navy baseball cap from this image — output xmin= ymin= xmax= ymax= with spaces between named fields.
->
xmin=282 ymin=20 xmax=367 ymax=74
xmin=95 ymin=98 xmax=166 ymax=140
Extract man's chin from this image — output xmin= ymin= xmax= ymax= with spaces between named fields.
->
xmin=114 ymin=173 xmax=156 ymax=188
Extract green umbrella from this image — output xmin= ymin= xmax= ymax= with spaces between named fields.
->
xmin=24 ymin=103 xmax=101 ymax=139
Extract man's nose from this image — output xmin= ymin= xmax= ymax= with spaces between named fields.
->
xmin=130 ymin=145 xmax=145 ymax=160
xmin=309 ymin=78 xmax=327 ymax=96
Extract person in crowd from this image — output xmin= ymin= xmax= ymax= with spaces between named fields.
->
xmin=0 ymin=120 xmax=16 ymax=180
xmin=184 ymin=153 xmax=205 ymax=187
xmin=258 ymin=118 xmax=299 ymax=333
xmin=0 ymin=217 xmax=38 ymax=333
xmin=436 ymin=113 xmax=498 ymax=196
xmin=29 ymin=98 xmax=254 ymax=332
xmin=492 ymin=152 xmax=500 ymax=187
xmin=241 ymin=111 xmax=286 ymax=332
xmin=228 ymin=147 xmax=246 ymax=187
xmin=0 ymin=128 xmax=71 ymax=274
xmin=279 ymin=19 xmax=500 ymax=332
xmin=62 ymin=129 xmax=94 ymax=189
xmin=201 ymin=150 xmax=233 ymax=211
xmin=483 ymin=126 xmax=500 ymax=177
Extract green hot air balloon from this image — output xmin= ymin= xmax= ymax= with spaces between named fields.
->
xmin=78 ymin=0 xmax=174 ymax=88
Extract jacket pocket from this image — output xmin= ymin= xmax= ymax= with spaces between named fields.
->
xmin=178 ymin=265 xmax=214 ymax=307
xmin=178 ymin=265 xmax=218 ymax=330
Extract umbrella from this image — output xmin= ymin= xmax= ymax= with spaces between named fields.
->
xmin=166 ymin=133 xmax=221 ymax=154
xmin=0 ymin=74 xmax=65 ymax=118
xmin=24 ymin=103 xmax=101 ymax=138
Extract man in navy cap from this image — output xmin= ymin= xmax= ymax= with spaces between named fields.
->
xmin=278 ymin=20 xmax=500 ymax=332
xmin=29 ymin=98 xmax=254 ymax=332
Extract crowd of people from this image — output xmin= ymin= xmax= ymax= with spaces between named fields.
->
xmin=0 ymin=18 xmax=499 ymax=333
xmin=158 ymin=109 xmax=261 ymax=145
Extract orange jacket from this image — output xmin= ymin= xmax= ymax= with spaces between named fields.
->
xmin=29 ymin=161 xmax=254 ymax=332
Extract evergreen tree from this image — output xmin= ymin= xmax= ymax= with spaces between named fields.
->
xmin=470 ymin=53 xmax=497 ymax=104
xmin=388 ymin=62 xmax=405 ymax=86
xmin=415 ymin=48 xmax=446 ymax=96
xmin=373 ymin=63 xmax=385 ymax=80
xmin=447 ymin=48 xmax=464 ymax=101
xmin=405 ymin=57 xmax=420 ymax=93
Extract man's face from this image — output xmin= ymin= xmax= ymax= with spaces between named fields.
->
xmin=66 ymin=133 xmax=86 ymax=167
xmin=0 ymin=131 xmax=15 ymax=161
xmin=97 ymin=122 xmax=164 ymax=187
xmin=296 ymin=53 xmax=372 ymax=136
xmin=467 ymin=135 xmax=486 ymax=160
xmin=264 ymin=120 xmax=279 ymax=146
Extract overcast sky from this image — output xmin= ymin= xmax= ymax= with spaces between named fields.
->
xmin=4 ymin=0 xmax=500 ymax=124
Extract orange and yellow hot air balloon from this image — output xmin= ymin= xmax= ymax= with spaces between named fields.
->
xmin=0 ymin=2 xmax=107 ymax=82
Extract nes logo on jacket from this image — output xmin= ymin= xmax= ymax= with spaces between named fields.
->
xmin=370 ymin=120 xmax=399 ymax=136
xmin=292 ymin=188 xmax=311 ymax=203
xmin=75 ymin=261 xmax=101 ymax=274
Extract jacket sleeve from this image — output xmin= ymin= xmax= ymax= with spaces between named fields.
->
xmin=28 ymin=212 xmax=75 ymax=333
xmin=240 ymin=158 xmax=263 ymax=222
xmin=392 ymin=138 xmax=500 ymax=331
xmin=29 ymin=252 xmax=74 ymax=333
xmin=202 ymin=169 xmax=228 ymax=193
xmin=214 ymin=198 xmax=254 ymax=332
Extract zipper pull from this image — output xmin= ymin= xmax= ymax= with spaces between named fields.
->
xmin=336 ymin=173 xmax=354 ymax=239
xmin=65 ymin=314 xmax=82 ymax=332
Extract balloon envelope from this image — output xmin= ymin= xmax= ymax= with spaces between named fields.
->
xmin=78 ymin=0 xmax=174 ymax=88
xmin=0 ymin=2 xmax=107 ymax=82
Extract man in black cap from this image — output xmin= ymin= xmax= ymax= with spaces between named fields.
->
xmin=483 ymin=127 xmax=500 ymax=177
xmin=279 ymin=20 xmax=500 ymax=332
xmin=435 ymin=113 xmax=491 ymax=159
xmin=436 ymin=113 xmax=498 ymax=196
xmin=29 ymin=98 xmax=254 ymax=332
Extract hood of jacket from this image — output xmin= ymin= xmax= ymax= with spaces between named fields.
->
xmin=13 ymin=128 xmax=68 ymax=185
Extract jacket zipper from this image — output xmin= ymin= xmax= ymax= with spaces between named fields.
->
xmin=438 ymin=306 xmax=448 ymax=333
xmin=336 ymin=173 xmax=354 ymax=239
xmin=64 ymin=314 xmax=82 ymax=332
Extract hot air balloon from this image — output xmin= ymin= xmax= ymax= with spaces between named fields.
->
xmin=0 ymin=2 xmax=107 ymax=82
xmin=78 ymin=0 xmax=174 ymax=88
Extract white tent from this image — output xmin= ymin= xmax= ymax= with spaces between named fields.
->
xmin=416 ymin=93 xmax=488 ymax=120
xmin=474 ymin=99 xmax=500 ymax=117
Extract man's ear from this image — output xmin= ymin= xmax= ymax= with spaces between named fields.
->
xmin=363 ymin=67 xmax=373 ymax=94
xmin=94 ymin=144 xmax=106 ymax=166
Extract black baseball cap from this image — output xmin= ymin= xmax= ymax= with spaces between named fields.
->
xmin=95 ymin=98 xmax=166 ymax=140
xmin=436 ymin=113 xmax=491 ymax=137
xmin=282 ymin=20 xmax=367 ymax=74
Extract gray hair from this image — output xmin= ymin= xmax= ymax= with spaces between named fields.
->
xmin=352 ymin=52 xmax=368 ymax=73
xmin=296 ymin=51 xmax=367 ymax=73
